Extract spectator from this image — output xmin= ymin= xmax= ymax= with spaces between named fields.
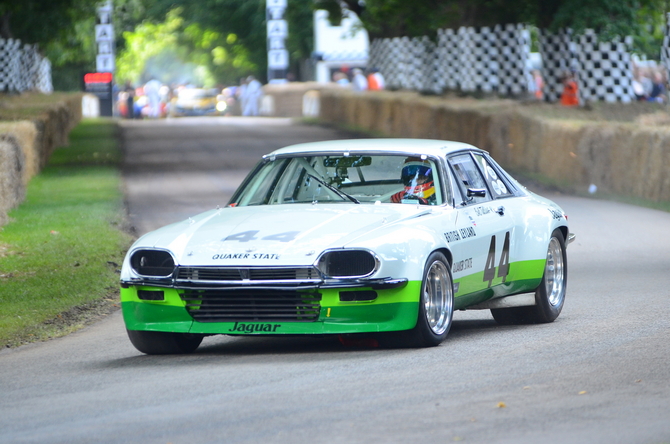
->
xmin=123 ymin=81 xmax=135 ymax=119
xmin=632 ymin=67 xmax=647 ymax=101
xmin=648 ymin=70 xmax=666 ymax=103
xmin=144 ymin=77 xmax=162 ymax=118
xmin=243 ymin=75 xmax=263 ymax=116
xmin=367 ymin=68 xmax=385 ymax=91
xmin=333 ymin=71 xmax=350 ymax=86
xmin=236 ymin=77 xmax=248 ymax=115
xmin=560 ymin=72 xmax=579 ymax=106
xmin=352 ymin=68 xmax=368 ymax=92
xmin=532 ymin=70 xmax=543 ymax=100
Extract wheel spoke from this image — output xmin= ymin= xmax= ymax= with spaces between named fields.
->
xmin=423 ymin=260 xmax=453 ymax=335
xmin=545 ymin=237 xmax=565 ymax=306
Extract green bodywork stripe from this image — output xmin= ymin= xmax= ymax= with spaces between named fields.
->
xmin=121 ymin=259 xmax=545 ymax=334
xmin=453 ymin=259 xmax=544 ymax=308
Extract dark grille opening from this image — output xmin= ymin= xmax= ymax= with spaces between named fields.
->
xmin=180 ymin=289 xmax=322 ymax=322
xmin=176 ymin=267 xmax=318 ymax=282
xmin=339 ymin=290 xmax=377 ymax=302
xmin=320 ymin=250 xmax=376 ymax=277
xmin=138 ymin=290 xmax=165 ymax=301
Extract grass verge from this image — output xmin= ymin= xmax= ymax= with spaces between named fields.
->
xmin=0 ymin=118 xmax=133 ymax=348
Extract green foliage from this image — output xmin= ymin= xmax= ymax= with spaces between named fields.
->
xmin=0 ymin=119 xmax=133 ymax=347
xmin=4 ymin=0 xmax=669 ymax=89
xmin=115 ymin=7 xmax=256 ymax=86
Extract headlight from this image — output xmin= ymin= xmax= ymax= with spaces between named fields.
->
xmin=216 ymin=101 xmax=227 ymax=112
xmin=317 ymin=250 xmax=378 ymax=278
xmin=130 ymin=249 xmax=175 ymax=277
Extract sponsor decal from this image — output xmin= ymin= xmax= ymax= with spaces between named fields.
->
xmin=444 ymin=230 xmax=461 ymax=243
xmin=474 ymin=206 xmax=492 ymax=216
xmin=213 ymin=253 xmax=280 ymax=260
xmin=453 ymin=258 xmax=473 ymax=273
xmin=548 ymin=208 xmax=563 ymax=220
xmin=223 ymin=230 xmax=299 ymax=243
xmin=459 ymin=226 xmax=477 ymax=239
xmin=228 ymin=322 xmax=281 ymax=333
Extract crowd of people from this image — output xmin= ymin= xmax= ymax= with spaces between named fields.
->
xmin=116 ymin=75 xmax=266 ymax=119
xmin=331 ymin=66 xmax=386 ymax=92
xmin=114 ymin=62 xmax=668 ymax=118
xmin=632 ymin=65 xmax=667 ymax=103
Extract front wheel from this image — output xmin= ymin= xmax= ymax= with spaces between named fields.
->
xmin=380 ymin=252 xmax=454 ymax=347
xmin=126 ymin=329 xmax=204 ymax=355
xmin=491 ymin=229 xmax=567 ymax=325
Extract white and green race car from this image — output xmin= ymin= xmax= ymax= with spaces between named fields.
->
xmin=120 ymin=139 xmax=574 ymax=354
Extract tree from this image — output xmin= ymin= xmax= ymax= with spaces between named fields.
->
xmin=322 ymin=0 xmax=666 ymax=58
xmin=140 ymin=0 xmax=315 ymax=81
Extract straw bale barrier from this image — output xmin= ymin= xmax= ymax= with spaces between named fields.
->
xmin=0 ymin=94 xmax=82 ymax=225
xmin=320 ymin=89 xmax=670 ymax=202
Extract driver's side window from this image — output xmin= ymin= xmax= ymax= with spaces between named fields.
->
xmin=448 ymin=153 xmax=490 ymax=205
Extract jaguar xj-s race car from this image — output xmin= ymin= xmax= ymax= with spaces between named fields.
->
xmin=120 ymin=139 xmax=574 ymax=354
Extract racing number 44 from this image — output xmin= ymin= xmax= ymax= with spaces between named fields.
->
xmin=483 ymin=232 xmax=510 ymax=288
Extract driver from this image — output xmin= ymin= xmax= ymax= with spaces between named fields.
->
xmin=391 ymin=158 xmax=436 ymax=205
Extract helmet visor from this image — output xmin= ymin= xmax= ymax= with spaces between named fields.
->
xmin=401 ymin=164 xmax=432 ymax=186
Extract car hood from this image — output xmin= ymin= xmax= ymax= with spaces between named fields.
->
xmin=133 ymin=204 xmax=434 ymax=266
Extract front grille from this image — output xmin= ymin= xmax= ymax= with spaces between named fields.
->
xmin=175 ymin=267 xmax=319 ymax=282
xmin=180 ymin=289 xmax=322 ymax=322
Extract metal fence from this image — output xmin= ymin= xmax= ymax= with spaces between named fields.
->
xmin=368 ymin=24 xmax=649 ymax=103
xmin=0 ymin=39 xmax=53 ymax=94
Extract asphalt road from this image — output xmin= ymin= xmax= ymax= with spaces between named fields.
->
xmin=1 ymin=117 xmax=669 ymax=444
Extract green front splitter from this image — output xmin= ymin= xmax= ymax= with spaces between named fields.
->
xmin=122 ymin=300 xmax=420 ymax=335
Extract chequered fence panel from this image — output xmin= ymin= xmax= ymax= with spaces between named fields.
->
xmin=456 ymin=27 xmax=479 ymax=92
xmin=371 ymin=25 xmax=637 ymax=103
xmin=661 ymin=13 xmax=670 ymax=75
xmin=575 ymin=30 xmax=634 ymax=103
xmin=538 ymin=29 xmax=575 ymax=102
xmin=496 ymin=24 xmax=530 ymax=96
xmin=371 ymin=25 xmax=529 ymax=95
xmin=436 ymin=29 xmax=459 ymax=90
xmin=539 ymin=28 xmax=636 ymax=103
xmin=37 ymin=58 xmax=53 ymax=93
xmin=0 ymin=39 xmax=22 ymax=92
xmin=0 ymin=39 xmax=52 ymax=93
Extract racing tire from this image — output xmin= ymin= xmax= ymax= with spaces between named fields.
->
xmin=380 ymin=252 xmax=454 ymax=347
xmin=491 ymin=229 xmax=567 ymax=325
xmin=126 ymin=329 xmax=204 ymax=355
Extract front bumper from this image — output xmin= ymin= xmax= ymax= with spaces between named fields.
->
xmin=121 ymin=279 xmax=419 ymax=335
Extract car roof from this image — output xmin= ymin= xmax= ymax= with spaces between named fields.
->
xmin=265 ymin=139 xmax=484 ymax=159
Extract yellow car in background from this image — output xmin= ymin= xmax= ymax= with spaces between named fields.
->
xmin=170 ymin=88 xmax=227 ymax=117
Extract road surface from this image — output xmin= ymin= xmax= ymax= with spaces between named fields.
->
xmin=1 ymin=117 xmax=668 ymax=444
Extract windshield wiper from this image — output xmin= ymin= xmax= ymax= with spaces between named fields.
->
xmin=306 ymin=173 xmax=360 ymax=204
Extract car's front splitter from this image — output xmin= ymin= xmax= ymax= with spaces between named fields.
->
xmin=121 ymin=283 xmax=421 ymax=335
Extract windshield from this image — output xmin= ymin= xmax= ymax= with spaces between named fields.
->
xmin=229 ymin=154 xmax=444 ymax=206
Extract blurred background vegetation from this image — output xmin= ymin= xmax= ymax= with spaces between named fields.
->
xmin=0 ymin=0 xmax=668 ymax=90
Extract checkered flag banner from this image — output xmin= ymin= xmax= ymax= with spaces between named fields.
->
xmin=575 ymin=30 xmax=634 ymax=103
xmin=370 ymin=24 xmax=636 ymax=103
xmin=661 ymin=13 xmax=670 ymax=73
xmin=371 ymin=24 xmax=530 ymax=95
xmin=539 ymin=28 xmax=635 ymax=103
xmin=0 ymin=39 xmax=52 ymax=93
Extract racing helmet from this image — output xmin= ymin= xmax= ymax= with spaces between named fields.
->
xmin=400 ymin=159 xmax=435 ymax=201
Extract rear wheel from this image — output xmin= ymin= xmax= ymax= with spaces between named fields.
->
xmin=491 ymin=229 xmax=567 ymax=325
xmin=126 ymin=329 xmax=204 ymax=355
